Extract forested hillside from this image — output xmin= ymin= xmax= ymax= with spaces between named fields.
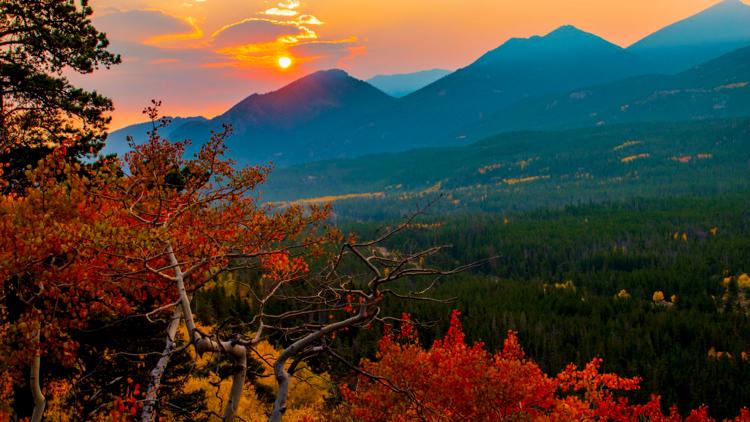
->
xmin=264 ymin=118 xmax=750 ymax=214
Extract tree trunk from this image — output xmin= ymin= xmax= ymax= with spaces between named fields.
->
xmin=222 ymin=348 xmax=247 ymax=422
xmin=166 ymin=244 xmax=248 ymax=422
xmin=30 ymin=327 xmax=45 ymax=422
xmin=269 ymin=311 xmax=369 ymax=422
xmin=140 ymin=306 xmax=182 ymax=422
xmin=270 ymin=362 xmax=290 ymax=422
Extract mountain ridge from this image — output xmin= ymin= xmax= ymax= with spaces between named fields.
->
xmin=109 ymin=4 xmax=750 ymax=166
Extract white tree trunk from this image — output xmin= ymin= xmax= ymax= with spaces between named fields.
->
xmin=30 ymin=327 xmax=45 ymax=422
xmin=140 ymin=307 xmax=182 ymax=422
xmin=269 ymin=311 xmax=369 ymax=422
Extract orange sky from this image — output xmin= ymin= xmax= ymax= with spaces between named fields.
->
xmin=79 ymin=0 xmax=730 ymax=129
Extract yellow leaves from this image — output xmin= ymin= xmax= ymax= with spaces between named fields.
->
xmin=707 ymin=347 xmax=734 ymax=361
xmin=613 ymin=140 xmax=642 ymax=151
xmin=620 ymin=153 xmax=649 ymax=163
xmin=671 ymin=153 xmax=712 ymax=164
xmin=477 ymin=163 xmax=504 ymax=175
xmin=180 ymin=336 xmax=330 ymax=421
xmin=739 ymin=274 xmax=750 ymax=289
xmin=652 ymin=291 xmax=665 ymax=303
xmin=423 ymin=181 xmax=442 ymax=194
xmin=554 ymin=280 xmax=576 ymax=292
xmin=615 ymin=289 xmax=631 ymax=300
xmin=277 ymin=192 xmax=386 ymax=206
xmin=725 ymin=273 xmax=750 ymax=290
xmin=516 ymin=157 xmax=538 ymax=170
xmin=503 ymin=175 xmax=550 ymax=186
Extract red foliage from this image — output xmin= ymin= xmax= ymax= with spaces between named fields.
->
xmin=0 ymin=115 xmax=337 ymax=417
xmin=341 ymin=310 xmax=750 ymax=422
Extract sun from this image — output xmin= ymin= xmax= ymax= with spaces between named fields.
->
xmin=278 ymin=56 xmax=293 ymax=69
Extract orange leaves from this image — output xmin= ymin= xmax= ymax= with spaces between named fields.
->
xmin=261 ymin=252 xmax=309 ymax=280
xmin=340 ymin=311 xmax=750 ymax=422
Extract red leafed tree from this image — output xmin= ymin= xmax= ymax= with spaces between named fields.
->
xmin=0 ymin=104 xmax=334 ymax=420
xmin=90 ymin=108 xmax=337 ymax=421
xmin=0 ymin=145 xmax=135 ymax=421
xmin=340 ymin=310 xmax=750 ymax=422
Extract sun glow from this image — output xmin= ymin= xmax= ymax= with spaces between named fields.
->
xmin=278 ymin=56 xmax=293 ymax=69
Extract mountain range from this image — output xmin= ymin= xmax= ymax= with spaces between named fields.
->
xmin=108 ymin=0 xmax=750 ymax=166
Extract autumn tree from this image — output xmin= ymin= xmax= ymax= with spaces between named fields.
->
xmin=0 ymin=146 xmax=132 ymax=421
xmin=339 ymin=310 xmax=750 ymax=422
xmin=83 ymin=107 xmax=474 ymax=422
xmin=0 ymin=0 xmax=120 ymax=190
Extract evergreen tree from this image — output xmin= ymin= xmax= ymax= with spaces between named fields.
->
xmin=0 ymin=0 xmax=120 ymax=191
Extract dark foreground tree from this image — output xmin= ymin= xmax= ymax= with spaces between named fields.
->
xmin=0 ymin=0 xmax=119 ymax=190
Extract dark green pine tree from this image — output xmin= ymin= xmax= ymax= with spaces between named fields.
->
xmin=0 ymin=0 xmax=120 ymax=191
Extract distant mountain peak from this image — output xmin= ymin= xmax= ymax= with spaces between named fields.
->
xmin=699 ymin=0 xmax=750 ymax=14
xmin=292 ymin=69 xmax=351 ymax=85
xmin=307 ymin=68 xmax=350 ymax=79
xmin=472 ymin=24 xmax=621 ymax=66
xmin=367 ymin=69 xmax=452 ymax=97
xmin=717 ymin=0 xmax=747 ymax=7
xmin=546 ymin=24 xmax=586 ymax=36
xmin=630 ymin=0 xmax=750 ymax=50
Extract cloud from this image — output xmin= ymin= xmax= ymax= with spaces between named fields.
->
xmin=95 ymin=10 xmax=201 ymax=45
xmin=211 ymin=19 xmax=301 ymax=48
xmin=278 ymin=0 xmax=301 ymax=8
xmin=264 ymin=7 xmax=298 ymax=17
xmin=262 ymin=0 xmax=301 ymax=16
xmin=297 ymin=15 xmax=324 ymax=25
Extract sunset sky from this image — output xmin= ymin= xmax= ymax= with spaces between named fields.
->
xmin=80 ymin=0 xmax=732 ymax=129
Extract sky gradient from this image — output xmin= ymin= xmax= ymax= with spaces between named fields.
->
xmin=79 ymin=0 xmax=733 ymax=129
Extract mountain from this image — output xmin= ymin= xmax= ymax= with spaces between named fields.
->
xmin=373 ymin=25 xmax=643 ymax=149
xmin=134 ymin=70 xmax=396 ymax=165
xmin=125 ymin=26 xmax=641 ymax=166
xmin=629 ymin=0 xmax=750 ymax=73
xmin=106 ymin=116 xmax=208 ymax=156
xmin=367 ymin=69 xmax=451 ymax=97
xmin=465 ymin=45 xmax=750 ymax=140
